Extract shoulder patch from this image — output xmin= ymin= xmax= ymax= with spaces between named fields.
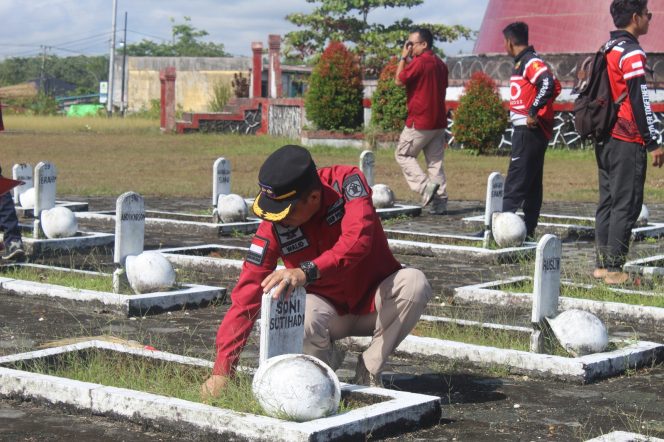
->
xmin=246 ymin=235 xmax=270 ymax=266
xmin=274 ymin=224 xmax=310 ymax=255
xmin=342 ymin=174 xmax=368 ymax=201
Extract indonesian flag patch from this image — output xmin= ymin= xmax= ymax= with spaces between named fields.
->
xmin=246 ymin=236 xmax=269 ymax=266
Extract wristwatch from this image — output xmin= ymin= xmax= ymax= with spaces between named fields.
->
xmin=299 ymin=261 xmax=319 ymax=285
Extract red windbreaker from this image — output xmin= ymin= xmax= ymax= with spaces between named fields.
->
xmin=212 ymin=165 xmax=401 ymax=376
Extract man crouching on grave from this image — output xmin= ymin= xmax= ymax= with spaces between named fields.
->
xmin=201 ymin=144 xmax=432 ymax=397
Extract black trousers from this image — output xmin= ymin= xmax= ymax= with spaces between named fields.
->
xmin=595 ymin=138 xmax=647 ymax=271
xmin=0 ymin=165 xmax=21 ymax=247
xmin=503 ymin=126 xmax=548 ymax=237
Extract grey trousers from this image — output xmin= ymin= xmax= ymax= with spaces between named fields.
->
xmin=302 ymin=267 xmax=432 ymax=375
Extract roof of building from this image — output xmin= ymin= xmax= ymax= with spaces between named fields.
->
xmin=474 ymin=0 xmax=664 ymax=54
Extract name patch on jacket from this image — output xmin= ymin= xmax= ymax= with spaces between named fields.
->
xmin=326 ymin=197 xmax=345 ymax=225
xmin=274 ymin=224 xmax=309 ymax=255
xmin=247 ymin=236 xmax=269 ymax=266
xmin=343 ymin=174 xmax=368 ymax=201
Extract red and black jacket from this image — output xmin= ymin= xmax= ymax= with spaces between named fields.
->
xmin=606 ymin=30 xmax=659 ymax=150
xmin=509 ymin=46 xmax=560 ymax=139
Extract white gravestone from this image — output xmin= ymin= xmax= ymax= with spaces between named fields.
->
xmin=531 ymin=234 xmax=562 ymax=353
xmin=483 ymin=172 xmax=504 ymax=248
xmin=113 ymin=192 xmax=145 ymax=294
xmin=12 ymin=163 xmax=33 ymax=205
xmin=259 ymin=287 xmax=306 ymax=364
xmin=33 ymin=161 xmax=57 ymax=239
xmin=212 ymin=157 xmax=232 ymax=206
xmin=359 ymin=150 xmax=375 ymax=187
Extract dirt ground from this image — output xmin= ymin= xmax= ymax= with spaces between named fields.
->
xmin=1 ymin=197 xmax=663 ymax=442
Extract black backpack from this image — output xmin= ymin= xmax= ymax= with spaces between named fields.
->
xmin=573 ymin=40 xmax=627 ymax=143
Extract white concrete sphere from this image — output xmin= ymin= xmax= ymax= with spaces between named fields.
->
xmin=40 ymin=206 xmax=79 ymax=239
xmin=216 ymin=193 xmax=248 ymax=223
xmin=636 ymin=204 xmax=649 ymax=226
xmin=546 ymin=309 xmax=609 ymax=357
xmin=372 ymin=184 xmax=395 ymax=208
xmin=492 ymin=212 xmax=527 ymax=248
xmin=125 ymin=251 xmax=176 ymax=294
xmin=19 ymin=187 xmax=35 ymax=208
xmin=252 ymin=354 xmax=341 ymax=422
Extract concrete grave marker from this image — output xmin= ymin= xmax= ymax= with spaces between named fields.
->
xmin=12 ymin=163 xmax=33 ymax=204
xmin=32 ymin=161 xmax=57 ymax=239
xmin=212 ymin=157 xmax=231 ymax=206
xmin=359 ymin=150 xmax=375 ymax=187
xmin=259 ymin=287 xmax=306 ymax=364
xmin=114 ymin=192 xmax=145 ymax=266
xmin=531 ymin=234 xmax=562 ymax=352
xmin=483 ymin=172 xmax=504 ymax=247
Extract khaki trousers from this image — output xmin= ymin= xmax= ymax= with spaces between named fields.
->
xmin=302 ymin=267 xmax=432 ymax=375
xmin=395 ymin=126 xmax=447 ymax=199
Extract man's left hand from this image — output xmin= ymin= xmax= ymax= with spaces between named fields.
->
xmin=526 ymin=114 xmax=538 ymax=128
xmin=651 ymin=147 xmax=664 ymax=168
xmin=261 ymin=268 xmax=307 ymax=300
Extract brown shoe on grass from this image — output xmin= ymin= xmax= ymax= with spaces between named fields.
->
xmin=604 ymin=271 xmax=629 ymax=285
xmin=592 ymin=268 xmax=608 ymax=279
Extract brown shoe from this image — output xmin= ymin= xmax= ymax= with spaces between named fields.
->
xmin=592 ymin=268 xmax=607 ymax=279
xmin=604 ymin=271 xmax=629 ymax=285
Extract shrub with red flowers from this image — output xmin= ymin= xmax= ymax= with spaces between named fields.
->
xmin=452 ymin=71 xmax=508 ymax=155
xmin=371 ymin=58 xmax=407 ymax=132
xmin=305 ymin=41 xmax=364 ymax=131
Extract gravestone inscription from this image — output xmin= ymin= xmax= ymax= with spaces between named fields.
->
xmin=359 ymin=150 xmax=375 ymax=187
xmin=530 ymin=234 xmax=562 ymax=353
xmin=12 ymin=163 xmax=32 ymax=205
xmin=212 ymin=157 xmax=231 ymax=206
xmin=259 ymin=287 xmax=306 ymax=364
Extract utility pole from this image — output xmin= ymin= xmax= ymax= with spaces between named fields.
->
xmin=120 ymin=11 xmax=128 ymax=115
xmin=39 ymin=45 xmax=47 ymax=93
xmin=107 ymin=0 xmax=118 ymax=116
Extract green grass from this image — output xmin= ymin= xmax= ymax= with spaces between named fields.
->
xmin=509 ymin=280 xmax=664 ymax=308
xmin=9 ymin=349 xmax=362 ymax=419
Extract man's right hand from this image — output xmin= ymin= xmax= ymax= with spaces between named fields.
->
xmin=200 ymin=374 xmax=229 ymax=400
xmin=651 ymin=147 xmax=664 ymax=168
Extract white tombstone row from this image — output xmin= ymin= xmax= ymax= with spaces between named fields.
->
xmin=212 ymin=157 xmax=232 ymax=206
xmin=32 ymin=161 xmax=57 ymax=239
xmin=259 ymin=288 xmax=306 ymax=365
xmin=114 ymin=191 xmax=145 ymax=266
xmin=532 ymin=234 xmax=562 ymax=323
xmin=12 ymin=163 xmax=33 ymax=204
xmin=359 ymin=150 xmax=375 ymax=187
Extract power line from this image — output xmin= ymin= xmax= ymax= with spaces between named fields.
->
xmin=126 ymin=29 xmax=170 ymax=42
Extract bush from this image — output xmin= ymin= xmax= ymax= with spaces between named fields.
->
xmin=232 ymin=72 xmax=249 ymax=98
xmin=305 ymin=41 xmax=363 ymax=132
xmin=370 ymin=58 xmax=407 ymax=132
xmin=209 ymin=80 xmax=232 ymax=112
xmin=452 ymin=71 xmax=508 ymax=155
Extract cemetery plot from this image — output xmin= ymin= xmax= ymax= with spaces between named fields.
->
xmin=1 ymin=223 xmax=113 ymax=257
xmin=584 ymin=431 xmax=664 ymax=442
xmin=159 ymin=244 xmax=251 ymax=278
xmin=349 ymin=314 xmax=663 ymax=383
xmin=76 ymin=209 xmax=261 ymax=236
xmin=454 ymin=276 xmax=664 ymax=325
xmin=0 ymin=340 xmax=441 ymax=442
xmin=384 ymin=229 xmax=536 ymax=263
xmin=461 ymin=213 xmax=664 ymax=241
xmin=0 ymin=263 xmax=224 ymax=316
xmin=624 ymin=254 xmax=664 ymax=278
xmin=16 ymin=201 xmax=88 ymax=219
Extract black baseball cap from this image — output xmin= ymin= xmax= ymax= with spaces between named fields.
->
xmin=252 ymin=145 xmax=319 ymax=222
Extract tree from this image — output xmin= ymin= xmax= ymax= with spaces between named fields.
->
xmin=305 ymin=41 xmax=364 ymax=131
xmin=285 ymin=1 xmax=471 ymax=74
xmin=452 ymin=72 xmax=508 ymax=155
xmin=126 ymin=17 xmax=228 ymax=57
xmin=371 ymin=57 xmax=407 ymax=132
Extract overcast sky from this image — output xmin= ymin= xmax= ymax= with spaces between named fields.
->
xmin=0 ymin=0 xmax=488 ymax=60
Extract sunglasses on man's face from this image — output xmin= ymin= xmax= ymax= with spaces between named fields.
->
xmin=643 ymin=11 xmax=653 ymax=20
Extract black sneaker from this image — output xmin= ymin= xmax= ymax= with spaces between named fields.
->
xmin=2 ymin=240 xmax=25 ymax=261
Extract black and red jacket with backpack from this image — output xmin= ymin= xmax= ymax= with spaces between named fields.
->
xmin=509 ymin=46 xmax=561 ymax=139
xmin=606 ymin=30 xmax=658 ymax=150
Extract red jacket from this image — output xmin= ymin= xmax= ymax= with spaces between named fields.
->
xmin=398 ymin=50 xmax=448 ymax=130
xmin=606 ymin=30 xmax=659 ymax=150
xmin=213 ymin=165 xmax=402 ymax=376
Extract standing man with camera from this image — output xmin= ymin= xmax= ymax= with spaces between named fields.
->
xmin=593 ymin=0 xmax=664 ymax=284
xmin=394 ymin=27 xmax=449 ymax=215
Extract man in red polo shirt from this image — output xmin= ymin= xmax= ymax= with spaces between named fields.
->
xmin=395 ymin=27 xmax=449 ymax=214
xmin=201 ymin=145 xmax=432 ymax=398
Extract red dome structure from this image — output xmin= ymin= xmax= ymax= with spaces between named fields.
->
xmin=474 ymin=0 xmax=664 ymax=54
